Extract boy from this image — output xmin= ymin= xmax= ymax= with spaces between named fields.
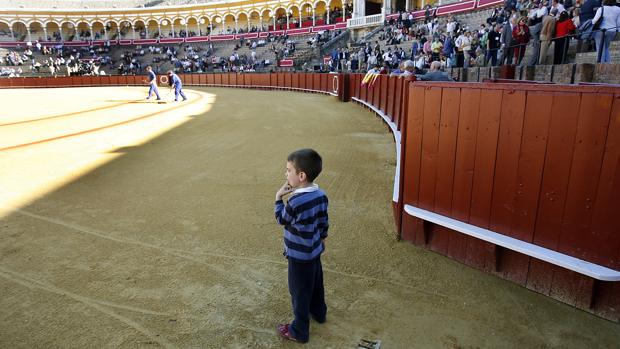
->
xmin=166 ymin=70 xmax=188 ymax=102
xmin=274 ymin=149 xmax=329 ymax=343
xmin=145 ymin=65 xmax=161 ymax=100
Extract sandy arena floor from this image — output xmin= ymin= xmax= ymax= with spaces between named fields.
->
xmin=0 ymin=86 xmax=619 ymax=348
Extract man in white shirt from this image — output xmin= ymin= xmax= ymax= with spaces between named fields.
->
xmin=455 ymin=31 xmax=472 ymax=67
xmin=551 ymin=0 xmax=566 ymax=18
xmin=446 ymin=17 xmax=457 ymax=36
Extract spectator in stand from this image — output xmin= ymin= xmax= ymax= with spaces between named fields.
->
xmin=487 ymin=24 xmax=502 ymax=66
xmin=512 ymin=17 xmax=531 ymax=65
xmin=592 ymin=0 xmax=620 ymax=63
xmin=528 ymin=1 xmax=548 ymax=65
xmin=500 ymin=18 xmax=517 ymax=66
xmin=401 ymin=60 xmax=415 ymax=77
xmin=551 ymin=0 xmax=567 ymax=18
xmin=455 ymin=31 xmax=472 ymax=68
xmin=553 ymin=11 xmax=577 ymax=64
xmin=580 ymin=0 xmax=601 ymax=24
xmin=442 ymin=34 xmax=455 ymax=66
xmin=539 ymin=10 xmax=557 ymax=64
xmin=416 ymin=61 xmax=453 ymax=81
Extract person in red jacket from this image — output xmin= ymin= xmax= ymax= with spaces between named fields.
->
xmin=553 ymin=11 xmax=577 ymax=64
xmin=512 ymin=17 xmax=531 ymax=65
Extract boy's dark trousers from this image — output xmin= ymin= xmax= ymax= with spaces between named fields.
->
xmin=288 ymin=256 xmax=326 ymax=342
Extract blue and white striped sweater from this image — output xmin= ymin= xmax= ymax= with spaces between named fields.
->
xmin=275 ymin=186 xmax=329 ymax=262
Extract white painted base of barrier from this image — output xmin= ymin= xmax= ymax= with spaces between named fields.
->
xmin=403 ymin=204 xmax=620 ymax=281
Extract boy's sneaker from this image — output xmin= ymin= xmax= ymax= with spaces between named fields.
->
xmin=277 ymin=323 xmax=306 ymax=343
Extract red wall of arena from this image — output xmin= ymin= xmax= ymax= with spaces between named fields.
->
xmin=1 ymin=73 xmax=618 ymax=321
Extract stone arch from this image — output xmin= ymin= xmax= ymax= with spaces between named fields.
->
xmin=76 ymin=20 xmax=90 ymax=40
xmin=60 ymin=21 xmax=77 ymax=41
xmin=315 ymin=1 xmax=328 ymax=24
xmin=0 ymin=20 xmax=10 ymax=41
xmin=301 ymin=3 xmax=314 ymax=26
xmin=185 ymin=16 xmax=198 ymax=37
xmin=45 ymin=21 xmax=61 ymax=41
xmin=223 ymin=13 xmax=235 ymax=33
xmin=288 ymin=5 xmax=301 ymax=28
xmin=105 ymin=20 xmax=120 ymax=40
xmin=118 ymin=20 xmax=132 ymax=38
xmin=210 ymin=15 xmax=223 ymax=34
xmin=197 ymin=15 xmax=209 ymax=36
xmin=237 ymin=12 xmax=249 ymax=32
xmin=91 ymin=21 xmax=105 ymax=40
xmin=28 ymin=21 xmax=45 ymax=41
xmin=12 ymin=22 xmax=28 ymax=41
xmin=146 ymin=18 xmax=159 ymax=38
xmin=274 ymin=7 xmax=287 ymax=30
xmin=159 ymin=18 xmax=172 ymax=37
xmin=248 ymin=10 xmax=261 ymax=30
xmin=133 ymin=19 xmax=146 ymax=39
xmin=172 ymin=17 xmax=184 ymax=37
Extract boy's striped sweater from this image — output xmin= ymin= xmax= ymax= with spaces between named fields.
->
xmin=275 ymin=185 xmax=329 ymax=262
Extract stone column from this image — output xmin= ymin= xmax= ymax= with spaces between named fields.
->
xmin=27 ymin=27 xmax=31 ymax=42
xmin=353 ymin=0 xmax=365 ymax=17
xmin=171 ymin=22 xmax=175 ymax=37
xmin=383 ymin=0 xmax=392 ymax=15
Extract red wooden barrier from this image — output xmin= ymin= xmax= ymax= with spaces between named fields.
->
xmin=276 ymin=73 xmax=284 ymax=87
xmin=320 ymin=73 xmax=328 ymax=92
xmin=284 ymin=73 xmax=292 ymax=88
xmin=3 ymin=73 xmax=619 ymax=320
xmin=387 ymin=77 xmax=396 ymax=119
xmin=380 ymin=75 xmax=388 ymax=114
xmin=360 ymin=76 xmax=368 ymax=102
xmin=372 ymin=78 xmax=381 ymax=111
xmin=190 ymin=74 xmax=199 ymax=85
xmin=399 ymin=82 xmax=620 ymax=321
xmin=393 ymin=78 xmax=403 ymax=128
xmin=292 ymin=73 xmax=299 ymax=89
xmin=313 ymin=74 xmax=321 ymax=91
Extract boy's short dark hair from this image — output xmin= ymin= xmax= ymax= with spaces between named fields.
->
xmin=287 ymin=149 xmax=322 ymax=182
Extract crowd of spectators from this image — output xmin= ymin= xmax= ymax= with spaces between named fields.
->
xmin=1 ymin=39 xmax=113 ymax=76
xmin=321 ymin=0 xmax=613 ymax=76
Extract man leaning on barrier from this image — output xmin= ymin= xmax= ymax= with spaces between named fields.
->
xmin=415 ymin=61 xmax=454 ymax=82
